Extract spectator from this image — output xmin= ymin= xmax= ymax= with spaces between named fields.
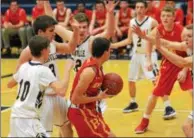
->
xmin=165 ymin=0 xmax=184 ymax=25
xmin=53 ymin=0 xmax=72 ymax=28
xmin=146 ymin=0 xmax=161 ymax=23
xmin=89 ymin=0 xmax=107 ymax=35
xmin=186 ymin=0 xmax=193 ymax=25
xmin=73 ymin=1 xmax=92 ymax=22
xmin=2 ymin=0 xmax=27 ymax=56
xmin=114 ymin=0 xmax=134 ymax=41
xmin=26 ymin=0 xmax=45 ymax=43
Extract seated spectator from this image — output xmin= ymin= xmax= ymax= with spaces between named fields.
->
xmin=53 ymin=0 xmax=72 ymax=28
xmin=2 ymin=0 xmax=27 ymax=56
xmin=89 ymin=0 xmax=107 ymax=35
xmin=186 ymin=0 xmax=193 ymax=25
xmin=26 ymin=0 xmax=45 ymax=43
xmin=73 ymin=1 xmax=92 ymax=22
xmin=165 ymin=0 xmax=184 ymax=25
xmin=114 ymin=0 xmax=134 ymax=41
xmin=146 ymin=0 xmax=161 ymax=23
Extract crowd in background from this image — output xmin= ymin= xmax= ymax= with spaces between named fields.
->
xmin=1 ymin=0 xmax=193 ymax=58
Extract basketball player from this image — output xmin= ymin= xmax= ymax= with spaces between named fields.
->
xmin=111 ymin=0 xmax=160 ymax=113
xmin=68 ymin=37 xmax=115 ymax=137
xmin=15 ymin=15 xmax=80 ymax=137
xmin=8 ymin=35 xmax=69 ymax=137
xmin=44 ymin=0 xmax=118 ymax=113
xmin=135 ymin=7 xmax=193 ymax=134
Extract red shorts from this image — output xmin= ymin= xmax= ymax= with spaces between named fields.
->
xmin=153 ymin=63 xmax=193 ymax=97
xmin=68 ymin=108 xmax=110 ymax=137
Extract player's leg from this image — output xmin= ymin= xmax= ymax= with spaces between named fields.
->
xmin=182 ymin=112 xmax=193 ymax=137
xmin=123 ymin=54 xmax=140 ymax=113
xmin=53 ymin=96 xmax=73 ymax=137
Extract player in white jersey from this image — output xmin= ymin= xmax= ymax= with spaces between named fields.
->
xmin=8 ymin=35 xmax=70 ymax=137
xmin=44 ymin=0 xmax=118 ymax=114
xmin=111 ymin=0 xmax=160 ymax=113
xmin=15 ymin=15 xmax=80 ymax=137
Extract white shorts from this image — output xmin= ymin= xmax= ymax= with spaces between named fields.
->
xmin=9 ymin=118 xmax=48 ymax=137
xmin=128 ymin=52 xmax=159 ymax=81
xmin=40 ymin=95 xmax=69 ymax=135
xmin=188 ymin=111 xmax=193 ymax=120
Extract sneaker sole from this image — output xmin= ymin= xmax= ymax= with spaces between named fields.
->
xmin=123 ymin=109 xmax=138 ymax=113
xmin=135 ymin=128 xmax=147 ymax=134
xmin=163 ymin=112 xmax=176 ymax=120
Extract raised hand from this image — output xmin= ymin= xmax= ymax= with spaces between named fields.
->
xmin=70 ymin=18 xmax=80 ymax=31
xmin=132 ymin=25 xmax=146 ymax=39
xmin=104 ymin=0 xmax=120 ymax=13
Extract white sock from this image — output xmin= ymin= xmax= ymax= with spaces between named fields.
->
xmin=164 ymin=100 xmax=171 ymax=108
xmin=131 ymin=97 xmax=136 ymax=103
xmin=143 ymin=113 xmax=150 ymax=119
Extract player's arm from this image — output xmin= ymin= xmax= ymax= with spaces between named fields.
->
xmin=94 ymin=1 xmax=119 ymax=39
xmin=111 ymin=27 xmax=132 ymax=49
xmin=71 ymin=67 xmax=109 ymax=104
xmin=15 ymin=47 xmax=32 ymax=72
xmin=63 ymin=8 xmax=72 ymax=27
xmin=52 ymin=8 xmax=57 ymax=20
xmin=89 ymin=10 xmax=96 ymax=35
xmin=7 ymin=78 xmax=17 ymax=88
xmin=55 ymin=19 xmax=80 ymax=54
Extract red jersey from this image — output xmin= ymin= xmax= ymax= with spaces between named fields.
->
xmin=175 ymin=8 xmax=184 ymax=25
xmin=70 ymin=57 xmax=104 ymax=109
xmin=32 ymin=6 xmax=45 ymax=20
xmin=146 ymin=6 xmax=161 ymax=23
xmin=56 ymin=8 xmax=67 ymax=22
xmin=186 ymin=11 xmax=193 ymax=25
xmin=157 ymin=23 xmax=186 ymax=65
xmin=95 ymin=10 xmax=107 ymax=27
xmin=4 ymin=8 xmax=27 ymax=25
xmin=74 ymin=9 xmax=92 ymax=21
xmin=119 ymin=8 xmax=132 ymax=26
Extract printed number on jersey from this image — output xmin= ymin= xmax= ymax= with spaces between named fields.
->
xmin=74 ymin=59 xmax=82 ymax=72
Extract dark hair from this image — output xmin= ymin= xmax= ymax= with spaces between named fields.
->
xmin=162 ymin=6 xmax=175 ymax=15
xmin=135 ymin=0 xmax=148 ymax=8
xmin=77 ymin=0 xmax=85 ymax=7
xmin=33 ymin=15 xmax=58 ymax=34
xmin=29 ymin=35 xmax=50 ymax=57
xmin=74 ymin=13 xmax=89 ymax=24
xmin=185 ymin=24 xmax=193 ymax=30
xmin=96 ymin=0 xmax=105 ymax=6
xmin=92 ymin=37 xmax=110 ymax=58
xmin=56 ymin=0 xmax=64 ymax=3
xmin=10 ymin=0 xmax=18 ymax=4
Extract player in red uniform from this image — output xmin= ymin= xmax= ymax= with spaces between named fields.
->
xmin=146 ymin=0 xmax=161 ymax=23
xmin=68 ymin=37 xmax=115 ymax=137
xmin=134 ymin=6 xmax=193 ymax=134
xmin=53 ymin=0 xmax=72 ymax=28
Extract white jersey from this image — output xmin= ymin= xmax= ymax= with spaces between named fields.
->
xmin=130 ymin=16 xmax=154 ymax=54
xmin=11 ymin=61 xmax=57 ymax=119
xmin=44 ymin=42 xmax=59 ymax=94
xmin=72 ymin=36 xmax=91 ymax=72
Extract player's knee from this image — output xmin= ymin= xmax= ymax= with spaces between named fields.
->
xmin=182 ymin=121 xmax=192 ymax=132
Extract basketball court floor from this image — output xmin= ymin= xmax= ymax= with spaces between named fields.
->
xmin=1 ymin=59 xmax=192 ymax=137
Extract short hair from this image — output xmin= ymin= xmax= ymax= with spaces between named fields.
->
xmin=76 ymin=1 xmax=85 ymax=7
xmin=56 ymin=0 xmax=64 ymax=3
xmin=96 ymin=0 xmax=105 ymax=6
xmin=10 ymin=0 xmax=18 ymax=4
xmin=74 ymin=13 xmax=89 ymax=24
xmin=162 ymin=6 xmax=175 ymax=15
xmin=135 ymin=0 xmax=148 ymax=8
xmin=185 ymin=24 xmax=193 ymax=30
xmin=33 ymin=15 xmax=58 ymax=34
xmin=92 ymin=37 xmax=110 ymax=58
xmin=29 ymin=35 xmax=50 ymax=57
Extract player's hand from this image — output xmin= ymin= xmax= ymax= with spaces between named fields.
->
xmin=105 ymin=0 xmax=119 ymax=13
xmin=132 ymin=25 xmax=146 ymax=39
xmin=98 ymin=89 xmax=112 ymax=99
xmin=146 ymin=60 xmax=153 ymax=71
xmin=70 ymin=18 xmax=80 ymax=31
xmin=177 ymin=70 xmax=187 ymax=83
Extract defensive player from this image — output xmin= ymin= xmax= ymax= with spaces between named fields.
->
xmin=8 ymin=35 xmax=69 ymax=137
xmin=68 ymin=37 xmax=115 ymax=137
xmin=15 ymin=15 xmax=80 ymax=137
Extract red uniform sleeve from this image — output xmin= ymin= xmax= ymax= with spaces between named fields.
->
xmin=4 ymin=10 xmax=10 ymax=22
xmin=19 ymin=8 xmax=27 ymax=23
xmin=175 ymin=9 xmax=184 ymax=25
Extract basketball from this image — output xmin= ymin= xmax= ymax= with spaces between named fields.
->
xmin=102 ymin=73 xmax=123 ymax=95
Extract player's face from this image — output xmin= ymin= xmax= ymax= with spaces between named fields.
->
xmin=104 ymin=48 xmax=111 ymax=61
xmin=10 ymin=2 xmax=18 ymax=12
xmin=166 ymin=1 xmax=175 ymax=8
xmin=57 ymin=2 xmax=65 ymax=11
xmin=78 ymin=22 xmax=89 ymax=39
xmin=185 ymin=29 xmax=193 ymax=49
xmin=161 ymin=11 xmax=175 ymax=26
xmin=96 ymin=3 xmax=105 ymax=11
xmin=39 ymin=26 xmax=55 ymax=42
xmin=135 ymin=3 xmax=147 ymax=16
xmin=120 ymin=1 xmax=129 ymax=9
xmin=77 ymin=3 xmax=85 ymax=12
xmin=36 ymin=0 xmax=44 ymax=8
